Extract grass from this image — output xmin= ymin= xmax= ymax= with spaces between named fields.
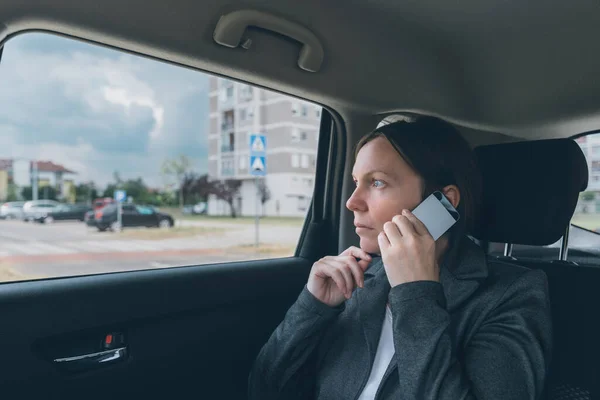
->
xmin=0 ymin=264 xmax=32 ymax=283
xmin=116 ymin=226 xmax=226 ymax=240
xmin=159 ymin=207 xmax=305 ymax=226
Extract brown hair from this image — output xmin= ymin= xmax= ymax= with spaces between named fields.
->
xmin=355 ymin=116 xmax=482 ymax=242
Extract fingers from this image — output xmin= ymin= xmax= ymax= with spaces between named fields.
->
xmin=342 ymin=246 xmax=372 ymax=265
xmin=383 ymin=220 xmax=403 ymax=244
xmin=402 ymin=209 xmax=430 ymax=236
xmin=378 ymin=230 xmax=390 ymax=251
xmin=392 ymin=214 xmax=416 ymax=237
xmin=319 ymin=256 xmax=366 ymax=298
xmin=342 ymin=256 xmax=365 ymax=288
xmin=332 ymin=260 xmax=355 ymax=298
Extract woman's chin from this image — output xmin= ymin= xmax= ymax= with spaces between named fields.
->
xmin=359 ymin=237 xmax=380 ymax=255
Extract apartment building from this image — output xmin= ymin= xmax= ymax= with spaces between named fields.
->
xmin=207 ymin=77 xmax=321 ymax=217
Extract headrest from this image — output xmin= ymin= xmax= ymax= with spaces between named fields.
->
xmin=472 ymin=138 xmax=588 ymax=245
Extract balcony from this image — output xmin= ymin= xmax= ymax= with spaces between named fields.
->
xmin=221 ymin=121 xmax=234 ymax=132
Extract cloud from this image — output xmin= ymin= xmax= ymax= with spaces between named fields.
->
xmin=0 ymin=32 xmax=209 ymax=189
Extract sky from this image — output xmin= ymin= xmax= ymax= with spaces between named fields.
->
xmin=0 ymin=32 xmax=210 ymax=190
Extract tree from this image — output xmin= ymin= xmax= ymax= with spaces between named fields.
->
xmin=580 ymin=191 xmax=596 ymax=202
xmin=209 ymin=179 xmax=242 ymax=218
xmin=161 ymin=155 xmax=192 ymax=210
xmin=75 ymin=183 xmax=98 ymax=204
xmin=257 ymin=179 xmax=271 ymax=216
xmin=102 ymin=183 xmax=118 ymax=199
xmin=6 ymin=183 xmax=18 ymax=201
xmin=181 ymin=173 xmax=213 ymax=204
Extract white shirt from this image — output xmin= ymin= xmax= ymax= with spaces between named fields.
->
xmin=357 ymin=305 xmax=395 ymax=400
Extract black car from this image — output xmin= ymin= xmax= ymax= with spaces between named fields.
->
xmin=84 ymin=209 xmax=96 ymax=227
xmin=94 ymin=203 xmax=174 ymax=231
xmin=35 ymin=203 xmax=93 ymax=223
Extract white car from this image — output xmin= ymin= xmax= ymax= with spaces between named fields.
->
xmin=0 ymin=201 xmax=26 ymax=220
xmin=22 ymin=200 xmax=61 ymax=222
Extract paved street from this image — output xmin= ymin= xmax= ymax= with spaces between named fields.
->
xmin=0 ymin=219 xmax=302 ymax=282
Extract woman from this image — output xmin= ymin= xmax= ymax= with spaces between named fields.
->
xmin=248 ymin=116 xmax=552 ymax=399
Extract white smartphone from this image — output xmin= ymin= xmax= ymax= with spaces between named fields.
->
xmin=411 ymin=191 xmax=460 ymax=241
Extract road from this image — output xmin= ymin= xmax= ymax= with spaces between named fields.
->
xmin=0 ymin=219 xmax=302 ymax=282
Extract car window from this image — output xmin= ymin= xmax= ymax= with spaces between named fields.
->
xmin=0 ymin=32 xmax=321 ymax=283
xmin=135 ymin=206 xmax=154 ymax=215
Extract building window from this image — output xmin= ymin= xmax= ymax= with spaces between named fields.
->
xmin=220 ymin=83 xmax=234 ymax=103
xmin=291 ymin=154 xmax=300 ymax=168
xmin=221 ymin=110 xmax=234 ymax=132
xmin=292 ymin=102 xmax=309 ymax=116
xmin=221 ymin=132 xmax=235 ymax=153
xmin=315 ymin=108 xmax=321 ymax=119
xmin=239 ymin=85 xmax=253 ymax=102
xmin=301 ymin=154 xmax=309 ymax=168
xmin=239 ymin=106 xmax=254 ymax=122
xmin=291 ymin=130 xmax=307 ymax=142
xmin=221 ymin=159 xmax=235 ymax=176
xmin=297 ymin=196 xmax=309 ymax=211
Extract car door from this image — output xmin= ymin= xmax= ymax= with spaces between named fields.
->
xmin=0 ymin=28 xmax=339 ymax=400
xmin=120 ymin=204 xmax=141 ymax=227
xmin=135 ymin=205 xmax=158 ymax=226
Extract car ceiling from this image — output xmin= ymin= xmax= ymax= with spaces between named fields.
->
xmin=1 ymin=0 xmax=600 ymax=143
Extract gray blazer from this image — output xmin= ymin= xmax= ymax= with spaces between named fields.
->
xmin=248 ymin=238 xmax=552 ymax=399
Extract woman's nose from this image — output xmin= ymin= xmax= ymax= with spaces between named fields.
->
xmin=346 ymin=188 xmax=365 ymax=212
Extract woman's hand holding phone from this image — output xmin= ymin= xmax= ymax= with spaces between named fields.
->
xmin=307 ymin=247 xmax=372 ymax=307
xmin=378 ymin=209 xmax=440 ymax=287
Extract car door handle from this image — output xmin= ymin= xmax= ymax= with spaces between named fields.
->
xmin=53 ymin=347 xmax=127 ymax=372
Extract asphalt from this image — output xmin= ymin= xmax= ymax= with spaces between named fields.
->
xmin=0 ymin=218 xmax=301 ymax=282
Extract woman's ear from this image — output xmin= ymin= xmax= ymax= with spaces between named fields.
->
xmin=442 ymin=185 xmax=461 ymax=209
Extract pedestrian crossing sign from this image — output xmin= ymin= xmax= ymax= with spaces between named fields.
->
xmin=250 ymin=155 xmax=266 ymax=176
xmin=249 ymin=133 xmax=267 ymax=176
xmin=249 ymin=134 xmax=266 ymax=155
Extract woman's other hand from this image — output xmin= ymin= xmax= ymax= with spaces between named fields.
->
xmin=307 ymin=247 xmax=372 ymax=307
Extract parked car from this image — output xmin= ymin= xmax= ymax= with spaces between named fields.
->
xmin=34 ymin=203 xmax=93 ymax=223
xmin=93 ymin=197 xmax=115 ymax=210
xmin=84 ymin=209 xmax=96 ymax=227
xmin=0 ymin=201 xmax=25 ymax=220
xmin=182 ymin=202 xmax=207 ymax=215
xmin=21 ymin=199 xmax=61 ymax=222
xmin=94 ymin=203 xmax=174 ymax=231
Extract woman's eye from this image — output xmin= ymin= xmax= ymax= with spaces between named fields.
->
xmin=372 ymin=179 xmax=384 ymax=188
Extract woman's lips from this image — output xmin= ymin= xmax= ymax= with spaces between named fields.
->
xmin=354 ymin=223 xmax=373 ymax=233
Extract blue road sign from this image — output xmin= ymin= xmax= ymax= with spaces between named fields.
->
xmin=249 ymin=134 xmax=267 ymax=176
xmin=114 ymin=190 xmax=127 ymax=203
xmin=250 ymin=155 xmax=266 ymax=176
